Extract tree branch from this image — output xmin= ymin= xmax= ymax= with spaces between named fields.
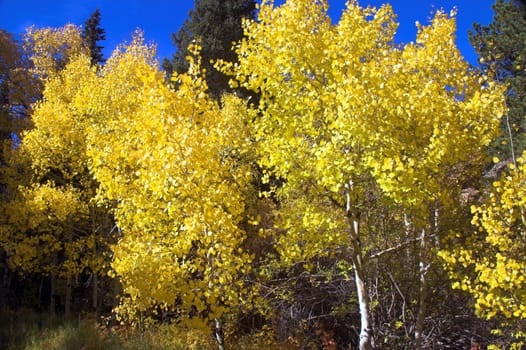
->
xmin=368 ymin=237 xmax=421 ymax=260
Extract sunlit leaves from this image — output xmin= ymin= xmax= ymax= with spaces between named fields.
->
xmin=0 ymin=182 xmax=87 ymax=275
xmin=442 ymin=154 xmax=526 ymax=321
xmin=0 ymin=2 xmax=514 ymax=345
xmin=84 ymin=36 xmax=255 ymax=326
xmin=228 ymin=0 xmax=504 ymax=259
xmin=21 ymin=54 xmax=97 ymax=184
xmin=0 ymin=49 xmax=109 ymax=292
xmin=23 ymin=24 xmax=88 ymax=80
xmin=225 ymin=1 xmax=505 ymax=347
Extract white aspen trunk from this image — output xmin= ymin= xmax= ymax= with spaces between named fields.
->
xmin=403 ymin=212 xmax=412 ymax=259
xmin=214 ymin=318 xmax=226 ymax=350
xmin=204 ymin=227 xmax=225 ymax=350
xmin=354 ymin=257 xmax=373 ymax=350
xmin=414 ymin=228 xmax=427 ymax=350
xmin=346 ymin=183 xmax=373 ymax=350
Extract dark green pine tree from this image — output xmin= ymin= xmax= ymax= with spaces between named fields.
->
xmin=470 ymin=0 xmax=526 ymax=160
xmin=163 ymin=0 xmax=256 ymax=100
xmin=82 ymin=9 xmax=106 ymax=66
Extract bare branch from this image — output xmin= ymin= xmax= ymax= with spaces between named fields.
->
xmin=368 ymin=237 xmax=421 ymax=260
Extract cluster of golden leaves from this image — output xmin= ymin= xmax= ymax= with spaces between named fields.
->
xmin=23 ymin=24 xmax=87 ymax=79
xmin=441 ymin=154 xmax=526 ymax=323
xmin=221 ymin=0 xmax=504 ymax=270
xmin=71 ymin=36 xmax=254 ymax=325
xmin=3 ymin=23 xmax=258 ymax=328
xmin=1 ymin=27 xmax=99 ymax=279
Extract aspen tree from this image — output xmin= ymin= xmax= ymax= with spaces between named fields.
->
xmin=224 ymin=1 xmax=504 ymax=348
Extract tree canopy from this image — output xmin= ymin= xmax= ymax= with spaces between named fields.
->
xmin=163 ymin=0 xmax=256 ymax=99
xmin=222 ymin=0 xmax=504 ymax=348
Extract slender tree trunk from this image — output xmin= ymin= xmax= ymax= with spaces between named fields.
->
xmin=38 ymin=275 xmax=44 ymax=310
xmin=93 ymin=272 xmax=99 ymax=315
xmin=403 ymin=213 xmax=413 ymax=260
xmin=65 ymin=273 xmax=72 ymax=317
xmin=204 ymin=226 xmax=226 ymax=350
xmin=414 ymin=228 xmax=428 ymax=350
xmin=345 ymin=180 xmax=374 ymax=350
xmin=50 ymin=272 xmax=56 ymax=315
xmin=64 ymin=219 xmax=74 ymax=318
xmin=353 ymin=254 xmax=373 ymax=350
xmin=214 ymin=318 xmax=226 ymax=350
xmin=1 ymin=254 xmax=10 ymax=307
xmin=92 ymin=218 xmax=99 ymax=315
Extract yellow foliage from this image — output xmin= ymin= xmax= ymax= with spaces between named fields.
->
xmin=21 ymin=54 xmax=97 ymax=183
xmin=0 ymin=49 xmax=111 ymax=280
xmin=0 ymin=182 xmax=87 ymax=274
xmin=220 ymin=3 xmax=504 ymax=347
xmin=443 ymin=154 xmax=526 ymax=322
xmin=222 ymin=0 xmax=504 ymax=262
xmin=23 ymin=24 xmax=88 ymax=80
xmin=78 ymin=34 xmax=256 ymax=327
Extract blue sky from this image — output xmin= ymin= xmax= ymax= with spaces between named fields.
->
xmin=0 ymin=0 xmax=495 ymax=65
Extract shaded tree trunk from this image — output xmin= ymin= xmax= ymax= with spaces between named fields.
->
xmin=49 ymin=272 xmax=56 ymax=315
xmin=93 ymin=272 xmax=99 ymax=315
xmin=1 ymin=254 xmax=10 ymax=307
xmin=38 ymin=275 xmax=44 ymax=310
xmin=91 ymin=210 xmax=101 ymax=316
xmin=65 ymin=273 xmax=72 ymax=317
